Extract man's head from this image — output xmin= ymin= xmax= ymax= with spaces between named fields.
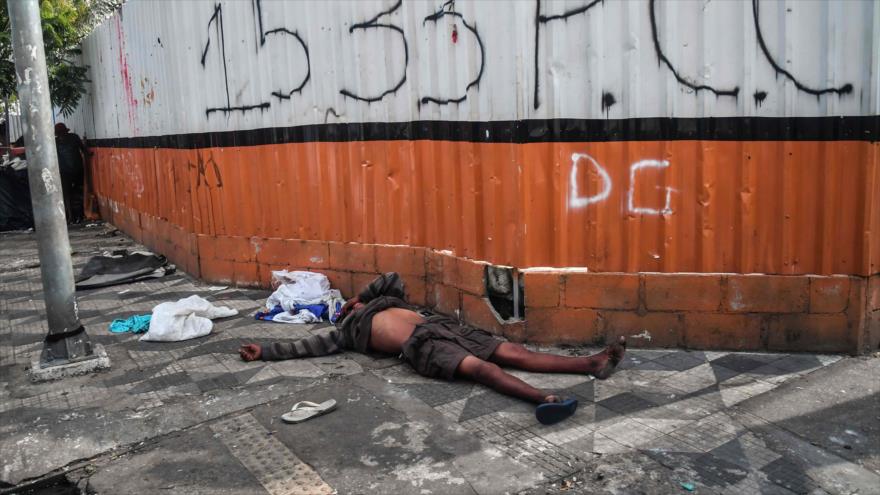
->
xmin=54 ymin=123 xmax=69 ymax=136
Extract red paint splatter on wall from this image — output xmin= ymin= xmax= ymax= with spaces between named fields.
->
xmin=114 ymin=15 xmax=138 ymax=132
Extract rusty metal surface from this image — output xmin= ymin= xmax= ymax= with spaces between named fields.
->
xmin=90 ymin=140 xmax=879 ymax=275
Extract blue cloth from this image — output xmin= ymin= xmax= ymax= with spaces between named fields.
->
xmin=329 ymin=300 xmax=343 ymax=324
xmin=255 ymin=305 xmax=286 ymax=321
xmin=293 ymin=304 xmax=327 ymax=319
xmin=109 ymin=314 xmax=151 ymax=334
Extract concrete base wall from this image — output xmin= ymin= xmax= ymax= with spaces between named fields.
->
xmin=100 ymin=200 xmax=879 ymax=355
xmin=521 ymin=270 xmax=874 ymax=355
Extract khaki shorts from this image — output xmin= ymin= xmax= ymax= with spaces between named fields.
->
xmin=401 ymin=318 xmax=503 ymax=380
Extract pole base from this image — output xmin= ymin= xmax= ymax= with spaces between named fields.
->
xmin=29 ymin=344 xmax=111 ymax=382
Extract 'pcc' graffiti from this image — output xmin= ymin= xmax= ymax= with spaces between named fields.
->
xmin=569 ymin=153 xmax=676 ymax=216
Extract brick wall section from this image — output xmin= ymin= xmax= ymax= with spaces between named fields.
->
xmin=725 ymin=275 xmax=809 ymax=313
xmin=523 ymin=271 xmax=561 ymax=308
xmin=461 ymin=293 xmax=505 ymax=336
xmin=868 ymin=275 xmax=880 ymax=352
xmin=599 ymin=311 xmax=684 ymax=348
xmin=566 ymin=272 xmax=639 ymax=310
xmin=428 ymin=282 xmax=460 ymax=317
xmin=809 ymin=276 xmax=850 ymax=313
xmin=767 ymin=314 xmax=852 ymax=353
xmin=375 ymin=245 xmax=425 ymax=276
xmin=99 ymin=200 xmax=875 ymax=354
xmin=523 ymin=269 xmax=870 ymax=354
xmin=683 ymin=314 xmax=762 ymax=351
xmin=645 ymin=274 xmax=722 ymax=311
xmin=329 ymin=242 xmax=376 ymax=273
xmin=525 ymin=308 xmax=600 ymax=345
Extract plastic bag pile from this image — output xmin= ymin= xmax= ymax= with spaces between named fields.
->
xmin=256 ymin=270 xmax=345 ymax=324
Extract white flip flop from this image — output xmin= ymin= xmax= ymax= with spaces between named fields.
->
xmin=281 ymin=399 xmax=337 ymax=424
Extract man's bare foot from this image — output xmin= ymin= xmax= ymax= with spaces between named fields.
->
xmin=589 ymin=336 xmax=627 ymax=380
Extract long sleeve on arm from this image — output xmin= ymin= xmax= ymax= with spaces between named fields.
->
xmin=357 ymin=272 xmax=406 ymax=303
xmin=260 ymin=329 xmax=345 ymax=361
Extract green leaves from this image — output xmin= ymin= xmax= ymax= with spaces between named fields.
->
xmin=48 ymin=58 xmax=88 ymax=116
xmin=1 ymin=0 xmax=96 ymax=113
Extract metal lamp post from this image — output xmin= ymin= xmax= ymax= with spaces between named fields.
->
xmin=7 ymin=0 xmax=101 ymax=373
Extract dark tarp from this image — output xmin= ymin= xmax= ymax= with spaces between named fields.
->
xmin=0 ymin=165 xmax=33 ymax=231
xmin=75 ymin=250 xmax=175 ymax=290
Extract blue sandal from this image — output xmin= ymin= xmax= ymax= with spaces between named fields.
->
xmin=535 ymin=398 xmax=578 ymax=425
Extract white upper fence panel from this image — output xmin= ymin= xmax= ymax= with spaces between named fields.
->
xmin=75 ymin=0 xmax=879 ymax=139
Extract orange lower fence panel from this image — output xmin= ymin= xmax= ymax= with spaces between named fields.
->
xmin=89 ymin=139 xmax=879 ymax=276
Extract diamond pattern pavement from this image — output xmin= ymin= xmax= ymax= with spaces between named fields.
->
xmin=1 ymin=224 xmax=872 ymax=494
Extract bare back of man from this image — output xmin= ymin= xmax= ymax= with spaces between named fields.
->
xmin=369 ymin=307 xmax=425 ymax=353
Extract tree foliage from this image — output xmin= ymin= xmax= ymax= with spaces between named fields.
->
xmin=0 ymin=0 xmax=94 ymax=117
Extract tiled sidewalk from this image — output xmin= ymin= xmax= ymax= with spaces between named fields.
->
xmin=1 ymin=224 xmax=877 ymax=494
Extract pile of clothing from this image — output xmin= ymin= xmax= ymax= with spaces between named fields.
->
xmin=255 ymin=270 xmax=345 ymax=324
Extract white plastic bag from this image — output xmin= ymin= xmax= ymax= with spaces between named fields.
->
xmin=140 ymin=295 xmax=238 ymax=342
xmin=325 ymin=289 xmax=346 ymax=323
xmin=272 ymin=309 xmax=321 ymax=324
xmin=266 ymin=270 xmax=330 ymax=311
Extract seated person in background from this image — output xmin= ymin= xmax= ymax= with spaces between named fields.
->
xmin=240 ymin=272 xmax=626 ymax=424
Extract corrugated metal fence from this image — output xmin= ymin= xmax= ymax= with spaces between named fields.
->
xmin=70 ymin=0 xmax=879 ymax=275
xmin=2 ymin=105 xmax=91 ymax=144
xmin=76 ymin=0 xmax=878 ymax=135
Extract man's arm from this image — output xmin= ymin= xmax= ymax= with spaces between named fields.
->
xmin=240 ymin=329 xmax=345 ymax=361
xmin=357 ymin=272 xmax=405 ymax=303
xmin=334 ymin=272 xmax=408 ymax=323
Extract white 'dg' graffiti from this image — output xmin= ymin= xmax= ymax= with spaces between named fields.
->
xmin=627 ymin=159 xmax=675 ymax=215
xmin=568 ymin=153 xmax=676 ymax=215
xmin=568 ymin=152 xmax=612 ymax=208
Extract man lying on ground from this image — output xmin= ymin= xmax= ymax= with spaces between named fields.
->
xmin=240 ymin=272 xmax=626 ymax=424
